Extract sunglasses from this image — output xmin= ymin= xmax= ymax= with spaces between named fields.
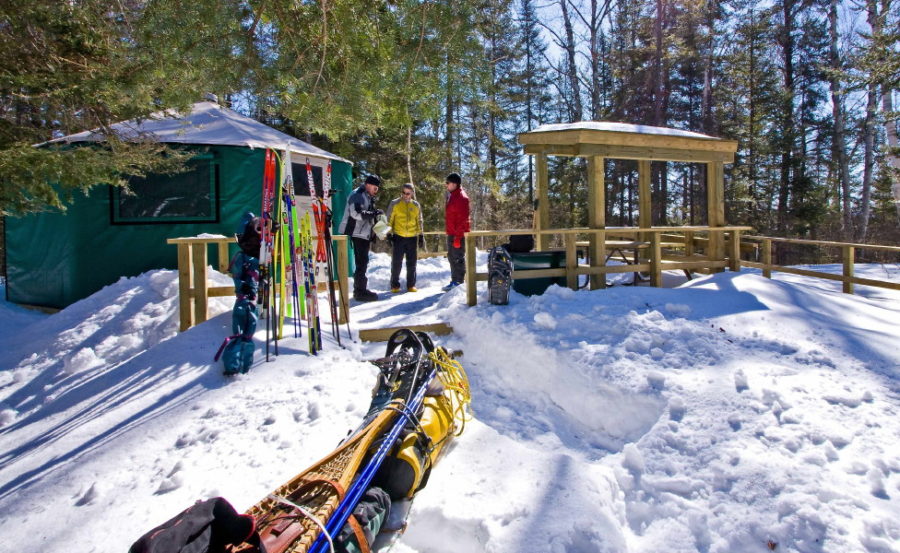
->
xmin=402 ymin=191 xmax=412 ymax=196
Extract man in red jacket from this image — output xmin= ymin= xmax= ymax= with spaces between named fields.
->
xmin=444 ymin=172 xmax=470 ymax=290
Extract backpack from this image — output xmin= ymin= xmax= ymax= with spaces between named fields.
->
xmin=128 ymin=497 xmax=256 ymax=553
xmin=488 ymin=246 xmax=513 ymax=306
xmin=236 ymin=212 xmax=262 ymax=256
xmin=504 ymin=234 xmax=534 ymax=253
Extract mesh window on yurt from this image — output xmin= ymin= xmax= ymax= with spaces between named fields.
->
xmin=111 ymin=157 xmax=218 ymax=224
xmin=293 ymin=162 xmax=323 ymax=197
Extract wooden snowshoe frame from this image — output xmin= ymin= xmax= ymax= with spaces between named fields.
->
xmin=234 ymin=402 xmax=403 ymax=553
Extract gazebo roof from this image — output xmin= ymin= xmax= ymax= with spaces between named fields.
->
xmin=45 ymin=101 xmax=350 ymax=164
xmin=519 ymin=121 xmax=737 ymax=162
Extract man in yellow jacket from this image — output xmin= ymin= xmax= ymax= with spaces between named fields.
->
xmin=386 ymin=183 xmax=425 ymax=292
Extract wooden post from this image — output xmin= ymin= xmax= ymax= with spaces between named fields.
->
xmin=588 ymin=156 xmax=606 ymax=290
xmin=592 ymin=229 xmax=607 ymax=290
xmin=217 ymin=241 xmax=230 ymax=272
xmin=177 ymin=243 xmax=193 ymax=332
xmin=729 ymin=230 xmax=741 ymax=272
xmin=842 ymin=245 xmax=854 ymax=294
xmin=335 ymin=235 xmax=350 ymax=324
xmin=192 ymin=243 xmax=208 ymax=326
xmin=638 ymin=160 xmax=652 ymax=234
xmin=684 ymin=230 xmax=695 ymax=257
xmin=707 ymin=161 xmax=726 ymax=265
xmin=466 ymin=233 xmax=477 ymax=306
xmin=565 ymin=234 xmax=577 ymax=290
xmin=762 ymin=239 xmax=772 ymax=279
xmin=535 ymin=153 xmax=550 ymax=250
xmin=650 ymin=231 xmax=662 ymax=287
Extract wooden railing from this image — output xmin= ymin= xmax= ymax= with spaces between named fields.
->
xmin=741 ymin=236 xmax=900 ymax=295
xmin=167 ymin=234 xmax=350 ymax=331
xmin=463 ymin=226 xmax=753 ymax=306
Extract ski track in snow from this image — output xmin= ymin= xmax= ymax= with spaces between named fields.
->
xmin=1 ymin=258 xmax=899 ymax=553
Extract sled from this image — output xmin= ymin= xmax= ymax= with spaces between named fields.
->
xmin=233 ymin=405 xmax=402 ymax=553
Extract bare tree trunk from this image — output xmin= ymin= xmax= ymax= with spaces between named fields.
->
xmin=778 ymin=0 xmax=796 ymax=233
xmin=886 ymin=91 xmax=900 ymax=222
xmin=651 ymin=0 xmax=670 ymax=224
xmin=560 ymin=0 xmax=583 ymax=121
xmin=859 ymin=82 xmax=877 ymax=241
xmin=406 ymin=123 xmax=414 ymax=185
xmin=829 ymin=0 xmax=853 ymax=239
xmin=446 ymin=55 xmax=455 ymax=167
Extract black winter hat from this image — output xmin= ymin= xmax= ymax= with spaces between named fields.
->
xmin=364 ymin=175 xmax=382 ymax=187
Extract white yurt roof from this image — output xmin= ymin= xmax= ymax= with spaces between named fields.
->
xmin=46 ymin=101 xmax=349 ymax=163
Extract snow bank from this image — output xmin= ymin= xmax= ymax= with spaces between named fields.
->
xmin=1 ymin=256 xmax=899 ymax=553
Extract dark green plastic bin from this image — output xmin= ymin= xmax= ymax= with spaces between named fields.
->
xmin=510 ymin=250 xmax=567 ymax=296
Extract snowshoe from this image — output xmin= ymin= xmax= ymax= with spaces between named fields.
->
xmin=487 ymin=246 xmax=512 ymax=305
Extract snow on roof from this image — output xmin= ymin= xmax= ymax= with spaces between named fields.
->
xmin=46 ymin=101 xmax=350 ymax=163
xmin=528 ymin=121 xmax=722 ymax=140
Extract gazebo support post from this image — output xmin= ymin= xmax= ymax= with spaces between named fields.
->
xmin=535 ymin=153 xmax=551 ymax=250
xmin=588 ymin=156 xmax=606 ymax=290
xmin=638 ymin=160 xmax=652 ymax=240
xmin=707 ymin=161 xmax=726 ymax=267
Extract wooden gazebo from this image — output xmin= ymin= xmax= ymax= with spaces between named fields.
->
xmin=521 ymin=122 xmax=738 ymax=286
xmin=463 ymin=122 xmax=748 ymax=305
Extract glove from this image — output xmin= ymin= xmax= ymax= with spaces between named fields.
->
xmin=453 ymin=236 xmax=462 ymax=249
xmin=360 ymin=209 xmax=377 ymax=221
xmin=376 ymin=208 xmax=385 ymax=217
xmin=418 ymin=234 xmax=425 ymax=248
xmin=387 ymin=232 xmax=395 ymax=243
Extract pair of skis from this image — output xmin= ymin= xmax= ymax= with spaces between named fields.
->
xmin=312 ymin=161 xmax=351 ymax=344
xmin=259 ymin=148 xmax=316 ymax=356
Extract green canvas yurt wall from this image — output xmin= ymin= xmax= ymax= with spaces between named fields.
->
xmin=4 ymin=145 xmax=352 ymax=308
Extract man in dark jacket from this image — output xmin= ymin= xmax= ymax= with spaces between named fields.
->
xmin=444 ymin=172 xmax=470 ymax=290
xmin=339 ymin=175 xmax=382 ymax=301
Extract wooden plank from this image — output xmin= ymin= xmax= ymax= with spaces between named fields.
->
xmin=359 ymin=323 xmax=454 ymax=342
xmin=843 ymin=246 xmax=854 ymax=294
xmin=638 ymin=160 xmax=652 ymax=231
xmin=511 ymin=268 xmax=567 ymax=279
xmin=565 ymin=234 xmax=578 ymax=290
xmin=743 ymin=235 xmax=900 ymax=252
xmin=167 ymin=236 xmax=233 ymax=245
xmin=465 ymin=225 xmax=753 ymax=238
xmin=192 ymin=242 xmax=208 ymax=325
xmin=577 ymin=263 xmax=652 ymax=275
xmin=209 ymin=286 xmax=234 ymax=298
xmin=741 ymin=261 xmax=900 ymax=291
xmin=335 ymin=235 xmax=350 ymax=325
xmin=465 ymin=234 xmax=477 ymax=306
xmin=217 ymin=241 xmax=231 ymax=273
xmin=729 ymin=230 xmax=742 ymax=272
xmin=535 ymin=153 xmax=550 ymax=250
xmin=659 ymin=260 xmax=728 ymax=270
xmin=707 ymin=161 xmax=725 ymax=266
xmin=650 ymin=233 xmax=662 ymax=287
xmin=588 ymin=155 xmax=605 ymax=229
xmin=177 ymin=243 xmax=193 ymax=332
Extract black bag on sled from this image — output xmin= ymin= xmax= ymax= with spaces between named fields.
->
xmin=128 ymin=497 xmax=257 ymax=553
xmin=488 ymin=246 xmax=513 ymax=306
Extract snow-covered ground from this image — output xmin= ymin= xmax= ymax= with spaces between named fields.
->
xmin=1 ymin=255 xmax=899 ymax=553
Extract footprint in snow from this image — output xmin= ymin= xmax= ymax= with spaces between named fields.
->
xmin=75 ymin=482 xmax=100 ymax=506
xmin=734 ymin=369 xmax=749 ymax=393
